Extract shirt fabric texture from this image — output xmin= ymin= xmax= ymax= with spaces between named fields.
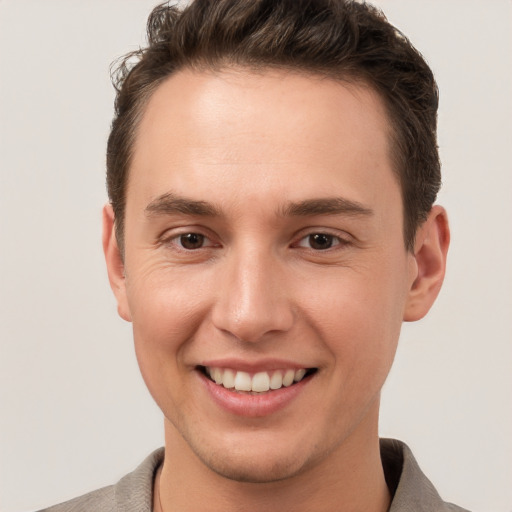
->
xmin=38 ymin=438 xmax=470 ymax=511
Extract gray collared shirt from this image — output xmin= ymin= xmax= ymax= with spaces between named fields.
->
xmin=38 ymin=439 xmax=470 ymax=511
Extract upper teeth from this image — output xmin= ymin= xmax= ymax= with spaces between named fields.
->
xmin=206 ymin=367 xmax=308 ymax=392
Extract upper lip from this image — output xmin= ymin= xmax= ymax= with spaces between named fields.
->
xmin=198 ymin=358 xmax=315 ymax=373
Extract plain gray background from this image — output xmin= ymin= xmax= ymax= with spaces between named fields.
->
xmin=1 ymin=1 xmax=511 ymax=511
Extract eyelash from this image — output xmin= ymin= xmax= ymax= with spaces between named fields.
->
xmin=293 ymin=232 xmax=349 ymax=251
xmin=161 ymin=231 xmax=219 ymax=251
xmin=161 ymin=230 xmax=350 ymax=252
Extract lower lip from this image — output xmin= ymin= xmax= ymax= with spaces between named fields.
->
xmin=199 ymin=371 xmax=312 ymax=418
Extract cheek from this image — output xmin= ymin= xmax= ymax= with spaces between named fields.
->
xmin=126 ymin=256 xmax=209 ymax=337
xmin=125 ymin=267 xmax=210 ymax=400
xmin=300 ymin=262 xmax=406 ymax=372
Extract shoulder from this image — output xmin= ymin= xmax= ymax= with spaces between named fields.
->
xmin=37 ymin=448 xmax=164 ymax=512
xmin=381 ymin=438 xmax=471 ymax=512
xmin=37 ymin=485 xmax=115 ymax=512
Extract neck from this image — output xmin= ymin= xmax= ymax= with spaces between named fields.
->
xmin=156 ymin=408 xmax=390 ymax=512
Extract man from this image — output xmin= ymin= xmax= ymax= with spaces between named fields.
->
xmin=41 ymin=0 xmax=466 ymax=510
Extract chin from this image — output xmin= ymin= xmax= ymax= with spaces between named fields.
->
xmin=185 ymin=429 xmax=316 ymax=484
xmin=200 ymin=450 xmax=307 ymax=484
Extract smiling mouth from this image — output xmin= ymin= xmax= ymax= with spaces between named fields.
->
xmin=198 ymin=366 xmax=317 ymax=393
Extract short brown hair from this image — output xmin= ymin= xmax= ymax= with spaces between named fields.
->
xmin=107 ymin=0 xmax=440 ymax=252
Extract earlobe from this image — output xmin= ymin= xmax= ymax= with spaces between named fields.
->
xmin=102 ymin=204 xmax=132 ymax=322
xmin=403 ymin=205 xmax=450 ymax=322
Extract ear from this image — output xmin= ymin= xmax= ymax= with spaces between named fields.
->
xmin=102 ymin=204 xmax=132 ymax=322
xmin=403 ymin=205 xmax=450 ymax=322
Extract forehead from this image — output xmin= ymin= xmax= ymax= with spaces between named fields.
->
xmin=128 ymin=67 xmax=396 ymax=210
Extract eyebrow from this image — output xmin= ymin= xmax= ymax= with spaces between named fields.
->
xmin=145 ymin=192 xmax=222 ymax=217
xmin=280 ymin=197 xmax=374 ymax=218
xmin=145 ymin=192 xmax=373 ymax=219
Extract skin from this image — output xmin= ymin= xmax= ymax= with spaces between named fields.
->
xmin=103 ymin=68 xmax=449 ymax=512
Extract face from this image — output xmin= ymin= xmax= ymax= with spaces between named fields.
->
xmin=106 ymin=68 xmax=428 ymax=483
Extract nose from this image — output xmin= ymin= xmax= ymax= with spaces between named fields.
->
xmin=211 ymin=247 xmax=294 ymax=343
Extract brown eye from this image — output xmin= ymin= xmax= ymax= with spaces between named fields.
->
xmin=179 ymin=233 xmax=205 ymax=249
xmin=308 ymin=233 xmax=335 ymax=250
